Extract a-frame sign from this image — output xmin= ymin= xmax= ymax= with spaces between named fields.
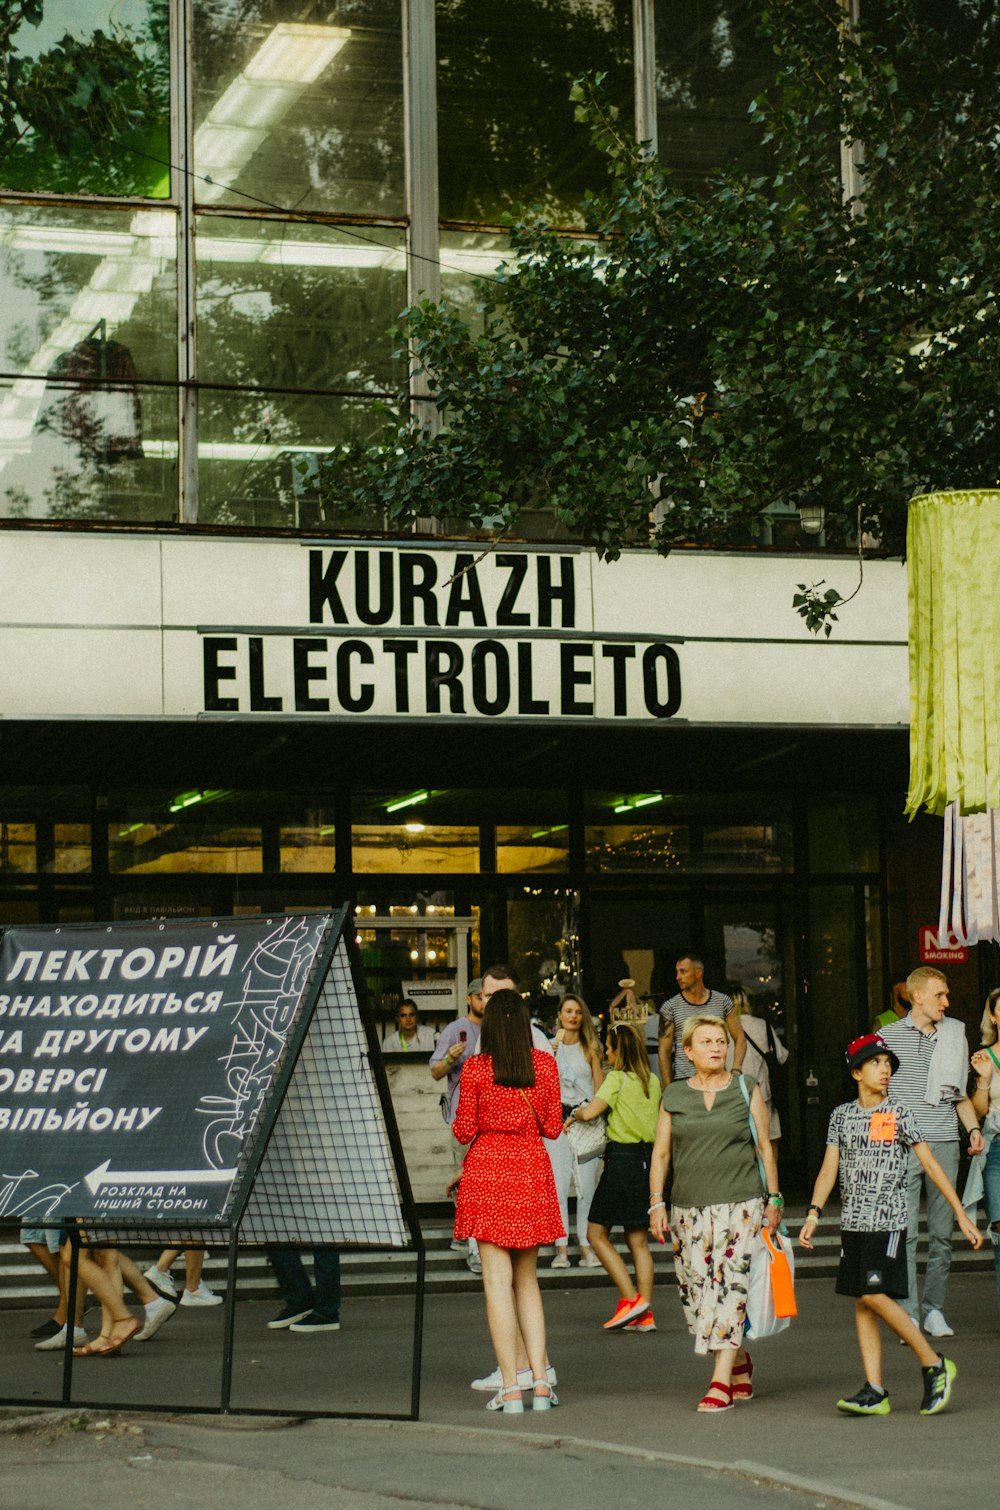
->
xmin=0 ymin=908 xmax=424 ymax=1417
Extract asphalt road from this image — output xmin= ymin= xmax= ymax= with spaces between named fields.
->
xmin=1 ymin=1270 xmax=996 ymax=1510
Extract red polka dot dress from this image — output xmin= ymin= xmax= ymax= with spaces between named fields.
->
xmin=453 ymin=1049 xmax=566 ymax=1248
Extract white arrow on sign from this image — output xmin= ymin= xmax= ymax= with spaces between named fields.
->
xmin=84 ymin=1160 xmax=238 ymax=1195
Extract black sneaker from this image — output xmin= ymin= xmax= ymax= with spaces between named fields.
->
xmin=836 ymin=1382 xmax=891 ymax=1416
xmin=29 ymin=1318 xmax=61 ymax=1340
xmin=920 ymin=1356 xmax=956 ymax=1415
xmin=266 ymin=1303 xmax=312 ymax=1330
xmin=288 ymin=1311 xmax=341 ymax=1333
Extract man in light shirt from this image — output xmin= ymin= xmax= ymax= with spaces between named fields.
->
xmin=382 ymin=998 xmax=436 ymax=1052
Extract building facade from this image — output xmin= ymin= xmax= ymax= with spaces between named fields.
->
xmin=0 ymin=2 xmax=992 ymax=1189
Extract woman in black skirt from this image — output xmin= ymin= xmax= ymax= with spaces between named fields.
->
xmin=564 ymin=1021 xmax=662 ymax=1332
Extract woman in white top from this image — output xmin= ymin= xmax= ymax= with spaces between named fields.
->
xmin=727 ymin=988 xmax=788 ymax=1145
xmin=971 ymin=988 xmax=1000 ymax=1314
xmin=551 ymin=994 xmax=604 ymax=1268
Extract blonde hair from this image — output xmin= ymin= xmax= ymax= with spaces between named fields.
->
xmin=981 ymin=988 xmax=1000 ymax=1047
xmin=682 ymin=1013 xmax=730 ymax=1050
xmin=605 ymin=1020 xmax=651 ymax=1096
xmin=558 ymin=993 xmax=601 ymax=1058
xmin=906 ymin=965 xmax=947 ymax=997
xmin=728 ymin=987 xmax=752 ymax=1019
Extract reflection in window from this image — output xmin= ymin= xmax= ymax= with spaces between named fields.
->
xmin=52 ymin=824 xmax=92 ymax=874
xmin=0 ymin=204 xmax=177 ymax=522
xmin=506 ymin=888 xmax=581 ymax=1014
xmin=352 ymin=824 xmax=478 ymax=873
xmin=109 ymin=819 xmax=262 ymax=873
xmin=654 ymin=0 xmax=774 ymax=190
xmin=193 ymin=1 xmax=404 ymax=216
xmin=0 ymin=823 xmax=36 ymax=873
xmin=437 ymin=0 xmax=632 ymax=225
xmin=497 ymin=824 xmax=570 ymax=874
xmin=280 ymin=816 xmax=335 ymax=873
xmin=586 ymin=822 xmax=688 ymax=872
xmin=194 ymin=217 xmax=405 ymax=528
xmin=0 ymin=0 xmax=170 ymax=198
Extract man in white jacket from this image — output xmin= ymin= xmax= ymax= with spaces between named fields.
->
xmin=881 ymin=966 xmax=984 ymax=1337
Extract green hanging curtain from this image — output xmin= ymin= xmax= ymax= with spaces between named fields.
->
xmin=906 ymin=490 xmax=1000 ymax=818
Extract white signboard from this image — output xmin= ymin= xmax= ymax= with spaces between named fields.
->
xmin=0 ymin=531 xmax=909 ymax=726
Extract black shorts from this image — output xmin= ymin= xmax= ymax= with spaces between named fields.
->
xmin=587 ymin=1142 xmax=653 ymax=1230
xmin=835 ymin=1229 xmax=908 ymax=1299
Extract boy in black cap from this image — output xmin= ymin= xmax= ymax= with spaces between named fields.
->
xmin=800 ymin=1032 xmax=981 ymax=1416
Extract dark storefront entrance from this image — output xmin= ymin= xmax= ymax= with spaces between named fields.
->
xmin=0 ymin=718 xmax=993 ymax=1194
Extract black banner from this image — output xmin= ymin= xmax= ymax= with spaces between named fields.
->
xmin=0 ymin=913 xmax=335 ymax=1225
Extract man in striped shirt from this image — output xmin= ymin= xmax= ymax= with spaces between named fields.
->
xmin=881 ymin=966 xmax=984 ymax=1337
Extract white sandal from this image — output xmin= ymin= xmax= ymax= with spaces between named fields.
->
xmin=486 ymin=1384 xmax=524 ymax=1414
xmin=531 ymin=1378 xmax=559 ymax=1411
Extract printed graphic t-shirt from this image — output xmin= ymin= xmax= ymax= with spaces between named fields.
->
xmin=826 ymin=1097 xmax=922 ymax=1232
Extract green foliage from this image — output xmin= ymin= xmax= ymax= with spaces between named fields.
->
xmin=314 ymin=0 xmax=1000 ymax=624
xmin=0 ymin=1 xmax=170 ymax=197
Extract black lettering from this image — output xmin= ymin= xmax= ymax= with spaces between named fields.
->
xmin=445 ymin=555 xmax=487 ymax=626
xmin=399 ymin=552 xmax=439 ymax=626
xmin=203 ymin=637 xmax=239 ymax=712
xmin=336 ymin=640 xmax=375 ymax=713
xmin=517 ymin=643 xmax=548 ymax=714
xmin=355 ymin=550 xmax=394 ymax=626
xmin=601 ymin=644 xmax=636 ymax=717
xmin=425 ymin=641 xmax=465 ymax=713
xmin=309 ymin=549 xmax=348 ymax=624
xmin=248 ymin=636 xmax=283 ymax=711
xmin=382 ymin=639 xmax=419 ymax=712
xmin=472 ymin=641 xmax=511 ymax=716
xmin=496 ymin=553 xmax=531 ymax=626
xmin=537 ymin=556 xmax=576 ymax=628
xmin=293 ymin=639 xmax=330 ymax=711
xmin=560 ymin=643 xmax=594 ymax=715
xmin=642 ymin=644 xmax=682 ymax=718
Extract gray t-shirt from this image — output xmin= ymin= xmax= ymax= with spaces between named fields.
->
xmin=826 ymin=1096 xmax=922 ymax=1232
xmin=659 ymin=989 xmax=734 ymax=1079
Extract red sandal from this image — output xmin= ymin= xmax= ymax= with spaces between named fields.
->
xmin=697 ymin=1381 xmax=734 ymax=1412
xmin=732 ymin=1349 xmax=754 ymax=1401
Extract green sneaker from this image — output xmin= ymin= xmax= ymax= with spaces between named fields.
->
xmin=836 ymin=1382 xmax=891 ymax=1416
xmin=920 ymin=1356 xmax=956 ymax=1416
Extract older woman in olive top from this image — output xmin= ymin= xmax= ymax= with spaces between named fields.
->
xmin=649 ymin=1014 xmax=781 ymax=1412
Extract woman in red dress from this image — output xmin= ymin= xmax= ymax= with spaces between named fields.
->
xmin=453 ymin=988 xmax=564 ymax=1414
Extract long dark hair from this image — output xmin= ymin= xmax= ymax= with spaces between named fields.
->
xmin=480 ymin=988 xmax=535 ymax=1087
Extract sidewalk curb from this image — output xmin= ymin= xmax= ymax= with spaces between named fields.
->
xmin=360 ymin=1419 xmax=913 ymax=1510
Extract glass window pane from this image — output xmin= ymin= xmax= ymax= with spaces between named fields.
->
xmin=280 ymin=814 xmax=335 ymax=873
xmin=109 ymin=818 xmax=262 ymax=873
xmin=654 ymin=0 xmax=774 ymax=190
xmin=808 ymin=797 xmax=879 ymax=873
xmin=0 ymin=823 xmax=36 ymax=873
xmin=437 ymin=0 xmax=633 ymax=225
xmin=506 ymin=888 xmax=581 ymax=1012
xmin=0 ymin=0 xmax=170 ymax=198
xmin=0 ymin=204 xmax=178 ymax=523
xmin=52 ymin=824 xmax=92 ymax=874
xmin=193 ymin=1 xmax=404 ymax=216
xmin=352 ymin=790 xmax=480 ymax=873
xmin=586 ymin=792 xmax=791 ymax=872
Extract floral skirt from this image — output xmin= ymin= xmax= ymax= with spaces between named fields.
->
xmin=670 ymin=1198 xmax=764 ymax=1354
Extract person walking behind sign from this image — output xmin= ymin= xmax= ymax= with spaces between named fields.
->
xmin=265 ymin=1247 xmax=341 ymax=1333
xmin=879 ymin=967 xmax=984 ymax=1337
xmin=452 ymin=988 xmax=564 ymax=1414
xmin=800 ymin=1032 xmax=981 ymax=1417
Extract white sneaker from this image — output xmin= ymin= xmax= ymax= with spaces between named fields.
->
xmin=35 ymin=1325 xmax=88 ymax=1352
xmin=134 ymin=1295 xmax=177 ymax=1342
xmin=550 ymin=1250 xmax=570 ymax=1269
xmin=180 ymin=1281 xmax=223 ymax=1307
xmin=144 ymin=1265 xmax=176 ymax=1296
xmin=578 ymin=1251 xmax=602 ymax=1268
xmin=471 ymin=1363 xmax=557 ymax=1390
xmin=923 ymin=1308 xmax=955 ymax=1338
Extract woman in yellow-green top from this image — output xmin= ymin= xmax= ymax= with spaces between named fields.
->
xmin=564 ymin=1021 xmax=661 ymax=1332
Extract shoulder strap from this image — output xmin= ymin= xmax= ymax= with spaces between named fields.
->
xmin=518 ymin=1086 xmax=544 ymax=1133
xmin=737 ymin=1073 xmax=768 ymax=1194
xmin=988 ymin=1046 xmax=1000 ymax=1073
